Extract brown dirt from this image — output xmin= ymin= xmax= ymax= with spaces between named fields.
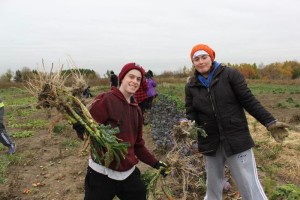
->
xmin=255 ymin=93 xmax=300 ymax=123
xmin=0 ymin=111 xmax=159 ymax=200
xmin=0 ymin=122 xmax=87 ymax=200
xmin=0 ymin=93 xmax=299 ymax=200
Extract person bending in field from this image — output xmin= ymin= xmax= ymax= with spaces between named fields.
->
xmin=73 ymin=62 xmax=169 ymax=200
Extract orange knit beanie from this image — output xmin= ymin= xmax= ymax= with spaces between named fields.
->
xmin=190 ymin=44 xmax=215 ymax=62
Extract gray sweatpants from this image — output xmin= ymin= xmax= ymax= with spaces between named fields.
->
xmin=204 ymin=145 xmax=268 ymax=200
xmin=0 ymin=127 xmax=14 ymax=147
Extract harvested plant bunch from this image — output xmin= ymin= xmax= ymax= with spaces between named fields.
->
xmin=141 ymin=169 xmax=174 ymax=200
xmin=26 ymin=66 xmax=130 ymax=168
xmin=142 ymin=119 xmax=206 ymax=200
xmin=165 ymin=119 xmax=206 ymax=200
xmin=147 ymin=94 xmax=208 ymax=199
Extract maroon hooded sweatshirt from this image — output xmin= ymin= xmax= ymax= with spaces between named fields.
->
xmin=89 ymin=87 xmax=158 ymax=171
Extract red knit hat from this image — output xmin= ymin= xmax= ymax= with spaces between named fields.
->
xmin=118 ymin=62 xmax=145 ymax=84
xmin=190 ymin=44 xmax=216 ymax=62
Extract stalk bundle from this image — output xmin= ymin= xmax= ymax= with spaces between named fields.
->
xmin=166 ymin=120 xmax=207 ymax=200
xmin=141 ymin=169 xmax=174 ymax=200
xmin=26 ymin=65 xmax=130 ymax=168
xmin=142 ymin=120 xmax=206 ymax=200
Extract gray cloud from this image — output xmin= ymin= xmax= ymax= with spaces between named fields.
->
xmin=0 ymin=0 xmax=299 ymax=76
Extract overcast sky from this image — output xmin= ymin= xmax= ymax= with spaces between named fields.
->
xmin=0 ymin=0 xmax=299 ymax=77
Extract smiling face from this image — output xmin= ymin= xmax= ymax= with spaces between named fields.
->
xmin=192 ymin=54 xmax=213 ymax=77
xmin=119 ymin=69 xmax=142 ymax=101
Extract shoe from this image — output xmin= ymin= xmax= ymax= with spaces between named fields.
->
xmin=8 ymin=143 xmax=16 ymax=155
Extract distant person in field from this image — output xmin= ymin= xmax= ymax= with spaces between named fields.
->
xmin=0 ymin=97 xmax=16 ymax=155
xmin=133 ymin=71 xmax=148 ymax=124
xmin=185 ymin=43 xmax=290 ymax=200
xmin=73 ymin=62 xmax=169 ymax=200
xmin=83 ymin=86 xmax=93 ymax=98
xmin=110 ymin=70 xmax=118 ymax=88
xmin=145 ymin=70 xmax=157 ymax=110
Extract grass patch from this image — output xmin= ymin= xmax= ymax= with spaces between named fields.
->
xmin=270 ymin=184 xmax=300 ymax=200
xmin=8 ymin=119 xmax=49 ymax=129
xmin=0 ymin=146 xmax=23 ymax=184
xmin=0 ymin=155 xmax=10 ymax=184
xmin=15 ymin=107 xmax=37 ymax=117
xmin=61 ymin=138 xmax=80 ymax=148
xmin=276 ymin=97 xmax=300 ymax=109
xmin=11 ymin=130 xmax=35 ymax=138
xmin=248 ymin=83 xmax=300 ymax=95
xmin=52 ymin=123 xmax=67 ymax=134
xmin=263 ymin=177 xmax=277 ymax=198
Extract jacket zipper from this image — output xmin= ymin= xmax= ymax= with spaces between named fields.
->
xmin=207 ymin=87 xmax=216 ymax=117
xmin=208 ymin=78 xmax=226 ymax=141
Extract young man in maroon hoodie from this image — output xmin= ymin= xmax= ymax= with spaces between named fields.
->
xmin=73 ymin=62 xmax=168 ymax=200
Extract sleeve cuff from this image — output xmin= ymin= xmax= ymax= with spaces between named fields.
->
xmin=265 ymin=120 xmax=277 ymax=127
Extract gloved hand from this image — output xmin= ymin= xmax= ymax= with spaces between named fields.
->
xmin=72 ymin=122 xmax=86 ymax=141
xmin=267 ymin=121 xmax=290 ymax=142
xmin=154 ymin=161 xmax=170 ymax=177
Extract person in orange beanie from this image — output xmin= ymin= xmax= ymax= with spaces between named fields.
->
xmin=185 ymin=43 xmax=289 ymax=200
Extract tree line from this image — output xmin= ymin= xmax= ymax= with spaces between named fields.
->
xmin=0 ymin=67 xmax=99 ymax=83
xmin=1 ymin=60 xmax=300 ymax=83
xmin=229 ymin=61 xmax=300 ymax=80
xmin=159 ymin=60 xmax=300 ymax=80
